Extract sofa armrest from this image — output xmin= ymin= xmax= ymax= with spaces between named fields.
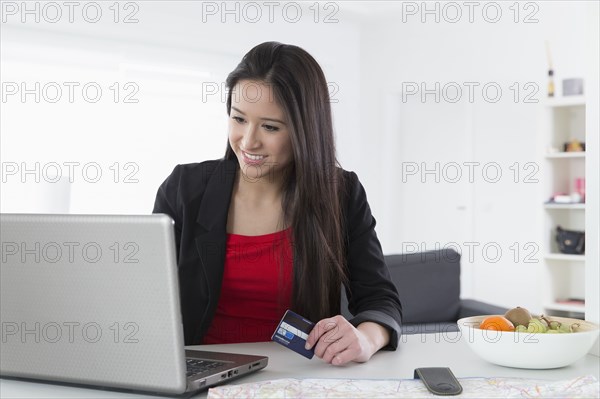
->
xmin=385 ymin=250 xmax=461 ymax=323
xmin=458 ymin=299 xmax=509 ymax=319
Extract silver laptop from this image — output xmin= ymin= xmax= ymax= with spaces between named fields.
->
xmin=0 ymin=213 xmax=268 ymax=395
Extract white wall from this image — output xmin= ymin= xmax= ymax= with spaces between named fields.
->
xmin=1 ymin=1 xmax=361 ymax=213
xmin=1 ymin=2 xmax=595 ymax=313
xmin=357 ymin=1 xmax=589 ymax=311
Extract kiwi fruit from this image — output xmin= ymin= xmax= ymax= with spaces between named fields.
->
xmin=504 ymin=306 xmax=532 ymax=327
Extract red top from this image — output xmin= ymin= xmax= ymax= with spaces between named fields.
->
xmin=203 ymin=227 xmax=293 ymax=344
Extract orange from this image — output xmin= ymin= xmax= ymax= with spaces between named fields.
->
xmin=479 ymin=316 xmax=515 ymax=332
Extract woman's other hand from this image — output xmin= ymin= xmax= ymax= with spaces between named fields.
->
xmin=305 ymin=315 xmax=390 ymax=366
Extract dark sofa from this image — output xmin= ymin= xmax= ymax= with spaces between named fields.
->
xmin=341 ymin=249 xmax=508 ymax=334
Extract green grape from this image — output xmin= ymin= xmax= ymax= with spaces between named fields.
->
xmin=558 ymin=323 xmax=571 ymax=333
xmin=515 ymin=325 xmax=528 ymax=333
xmin=548 ymin=321 xmax=560 ymax=330
xmin=527 ymin=318 xmax=548 ymax=333
xmin=547 ymin=329 xmax=560 ymax=334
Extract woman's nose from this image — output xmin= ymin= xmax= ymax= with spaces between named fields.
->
xmin=241 ymin=124 xmax=260 ymax=148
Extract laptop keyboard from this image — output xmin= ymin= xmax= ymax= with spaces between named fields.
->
xmin=186 ymin=358 xmax=226 ymax=377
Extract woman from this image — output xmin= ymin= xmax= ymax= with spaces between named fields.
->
xmin=153 ymin=42 xmax=402 ymax=366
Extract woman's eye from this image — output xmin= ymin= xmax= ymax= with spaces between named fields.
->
xmin=263 ymin=124 xmax=279 ymax=132
xmin=232 ymin=116 xmax=245 ymax=123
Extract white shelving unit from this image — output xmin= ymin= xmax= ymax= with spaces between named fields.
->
xmin=544 ymin=253 xmax=586 ymax=262
xmin=543 ymin=203 xmax=585 ymax=210
xmin=545 ymin=152 xmax=586 ymax=159
xmin=540 ymin=96 xmax=586 ymax=319
xmin=545 ymin=95 xmax=585 ymax=107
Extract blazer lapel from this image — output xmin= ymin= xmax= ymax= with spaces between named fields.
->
xmin=192 ymin=158 xmax=237 ymax=342
xmin=195 ymin=158 xmax=238 ymax=233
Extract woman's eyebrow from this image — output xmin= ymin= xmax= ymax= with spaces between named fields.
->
xmin=231 ymin=106 xmax=286 ymax=125
xmin=261 ymin=117 xmax=286 ymax=125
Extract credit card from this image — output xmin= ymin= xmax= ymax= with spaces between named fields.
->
xmin=271 ymin=310 xmax=315 ymax=359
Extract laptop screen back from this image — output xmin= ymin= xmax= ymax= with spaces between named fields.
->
xmin=0 ymin=214 xmax=188 ymax=394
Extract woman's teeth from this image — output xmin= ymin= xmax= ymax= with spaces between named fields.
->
xmin=244 ymin=152 xmax=266 ymax=160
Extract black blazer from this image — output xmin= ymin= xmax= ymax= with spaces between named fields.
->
xmin=153 ymin=158 xmax=402 ymax=348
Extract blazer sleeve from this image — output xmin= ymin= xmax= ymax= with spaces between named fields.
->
xmin=344 ymin=171 xmax=403 ymax=350
xmin=152 ymin=165 xmax=183 ymax=259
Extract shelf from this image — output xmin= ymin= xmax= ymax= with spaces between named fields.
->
xmin=545 ymin=152 xmax=586 ymax=159
xmin=540 ymin=90 xmax=588 ymax=324
xmin=544 ymin=302 xmax=585 ymax=313
xmin=544 ymin=203 xmax=585 ymax=210
xmin=544 ymin=96 xmax=585 ymax=107
xmin=544 ymin=253 xmax=586 ymax=262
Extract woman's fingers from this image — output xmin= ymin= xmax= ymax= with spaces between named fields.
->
xmin=321 ymin=334 xmax=354 ymax=364
xmin=309 ymin=315 xmax=366 ymax=365
xmin=305 ymin=317 xmax=340 ymax=350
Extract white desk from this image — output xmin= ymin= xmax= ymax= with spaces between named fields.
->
xmin=2 ymin=334 xmax=599 ymax=398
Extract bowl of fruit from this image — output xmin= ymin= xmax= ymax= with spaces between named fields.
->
xmin=457 ymin=306 xmax=599 ymax=369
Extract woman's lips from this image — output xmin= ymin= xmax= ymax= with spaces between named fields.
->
xmin=242 ymin=150 xmax=267 ymax=165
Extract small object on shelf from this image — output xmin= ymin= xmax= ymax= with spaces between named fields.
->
xmin=562 ymin=78 xmax=584 ymax=96
xmin=546 ymin=186 xmax=585 ymax=205
xmin=555 ymin=226 xmax=585 ymax=255
xmin=545 ymin=41 xmax=554 ymax=97
xmin=548 ymin=193 xmax=572 ymax=204
xmin=575 ymin=177 xmax=585 ymax=202
xmin=547 ymin=69 xmax=555 ymax=97
xmin=563 ymin=139 xmax=585 ymax=152
xmin=556 ymin=298 xmax=585 ymax=306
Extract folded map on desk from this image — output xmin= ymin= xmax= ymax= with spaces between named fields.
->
xmin=208 ymin=375 xmax=599 ymax=398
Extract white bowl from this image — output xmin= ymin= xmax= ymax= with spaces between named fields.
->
xmin=457 ymin=315 xmax=600 ymax=369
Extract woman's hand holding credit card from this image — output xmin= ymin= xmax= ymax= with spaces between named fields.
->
xmin=272 ymin=311 xmax=386 ymax=366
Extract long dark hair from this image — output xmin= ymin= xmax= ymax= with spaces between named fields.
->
xmin=224 ymin=42 xmax=347 ymax=322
